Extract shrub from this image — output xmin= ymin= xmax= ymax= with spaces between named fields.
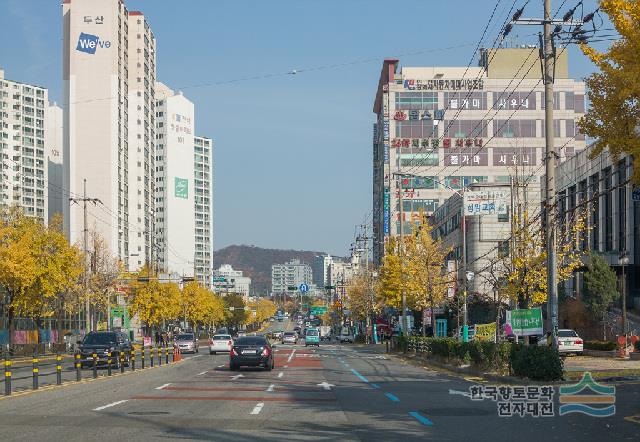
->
xmin=634 ymin=340 xmax=640 ymax=352
xmin=510 ymin=344 xmax=564 ymax=381
xmin=584 ymin=340 xmax=617 ymax=351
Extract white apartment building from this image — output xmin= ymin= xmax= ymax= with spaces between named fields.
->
xmin=194 ymin=136 xmax=214 ymax=286
xmin=47 ymin=103 xmax=64 ymax=224
xmin=372 ymin=48 xmax=586 ymax=264
xmin=312 ymin=254 xmax=333 ymax=287
xmin=154 ymin=82 xmax=195 ymax=277
xmin=212 ymin=264 xmax=251 ymax=298
xmin=126 ymin=11 xmax=157 ymax=271
xmin=64 ymin=0 xmax=138 ymax=260
xmin=0 ymin=69 xmax=49 ymax=222
xmin=271 ymin=259 xmax=313 ymax=295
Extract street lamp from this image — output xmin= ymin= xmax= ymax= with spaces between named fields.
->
xmin=619 ymin=251 xmax=629 ymax=353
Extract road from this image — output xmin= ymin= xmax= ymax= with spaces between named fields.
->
xmin=0 ymin=318 xmax=638 ymax=441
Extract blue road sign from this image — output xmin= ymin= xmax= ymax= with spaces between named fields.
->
xmin=299 ymin=283 xmax=309 ymax=293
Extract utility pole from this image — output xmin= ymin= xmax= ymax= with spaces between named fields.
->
xmin=69 ymin=179 xmax=101 ymax=333
xmin=398 ymin=175 xmax=407 ymax=337
xmin=461 ymin=187 xmax=469 ymax=342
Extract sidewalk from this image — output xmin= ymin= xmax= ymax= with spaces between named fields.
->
xmin=563 ymin=355 xmax=640 ymax=380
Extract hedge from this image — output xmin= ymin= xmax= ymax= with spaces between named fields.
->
xmin=400 ymin=336 xmax=563 ymax=381
xmin=584 ymin=340 xmax=617 ymax=351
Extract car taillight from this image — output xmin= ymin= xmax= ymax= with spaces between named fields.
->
xmin=208 ymin=339 xmax=213 ymax=345
xmin=228 ymin=340 xmax=232 ymax=346
xmin=262 ymin=347 xmax=270 ymax=357
xmin=231 ymin=348 xmax=238 ymax=356
xmin=575 ymin=339 xmax=583 ymax=344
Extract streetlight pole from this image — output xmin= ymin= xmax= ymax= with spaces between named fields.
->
xmin=398 ymin=175 xmax=407 ymax=337
xmin=620 ymin=251 xmax=629 ymax=353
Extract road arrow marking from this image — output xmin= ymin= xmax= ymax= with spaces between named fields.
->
xmin=231 ymin=374 xmax=244 ymax=380
xmin=287 ymin=349 xmax=296 ymax=363
xmin=196 ymin=371 xmax=208 ymax=376
xmin=278 ymin=372 xmax=284 ymax=378
xmin=266 ymin=384 xmax=275 ymax=392
xmin=155 ymin=383 xmax=171 ymax=390
xmin=449 ymin=389 xmax=471 ymax=398
xmin=93 ymin=400 xmax=128 ymax=411
xmin=250 ymin=402 xmax=264 ymax=415
xmin=317 ymin=381 xmax=334 ymax=391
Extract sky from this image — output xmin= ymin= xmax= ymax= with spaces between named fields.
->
xmin=0 ymin=0 xmax=612 ymax=256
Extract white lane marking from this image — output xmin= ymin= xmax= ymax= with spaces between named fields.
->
xmin=217 ymin=364 xmax=224 ymax=368
xmin=449 ymin=389 xmax=472 ymax=398
xmin=266 ymin=384 xmax=275 ymax=392
xmin=197 ymin=371 xmax=208 ymax=376
xmin=317 ymin=381 xmax=334 ymax=390
xmin=278 ymin=372 xmax=284 ymax=378
xmin=284 ymin=365 xmax=288 ymax=368
xmin=231 ymin=374 xmax=245 ymax=380
xmin=287 ymin=349 xmax=296 ymax=363
xmin=191 ymin=355 xmax=203 ymax=358
xmin=155 ymin=383 xmax=171 ymax=390
xmin=251 ymin=402 xmax=265 ymax=415
xmin=93 ymin=400 xmax=129 ymax=411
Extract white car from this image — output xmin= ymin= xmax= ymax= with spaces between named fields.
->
xmin=209 ymin=334 xmax=233 ymax=355
xmin=537 ymin=329 xmax=583 ymax=355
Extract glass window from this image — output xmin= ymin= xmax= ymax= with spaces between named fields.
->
xmin=395 ymin=92 xmax=438 ymax=110
xmin=604 ymin=168 xmax=613 ymax=252
xmin=443 ymin=120 xmax=488 ymax=138
xmin=395 ymin=120 xmax=436 ymax=138
xmin=399 ymin=152 xmax=438 ymax=167
xmin=444 ymin=92 xmax=487 ymax=110
xmin=494 ymin=120 xmax=536 ymax=138
xmin=618 ymin=160 xmax=627 ymax=252
xmin=401 ymin=176 xmax=438 ymax=189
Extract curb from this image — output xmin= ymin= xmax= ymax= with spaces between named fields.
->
xmin=0 ymin=357 xmax=186 ymax=401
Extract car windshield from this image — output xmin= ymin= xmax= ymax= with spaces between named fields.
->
xmin=284 ymin=332 xmax=295 ymax=337
xmin=213 ymin=335 xmax=231 ymax=340
xmin=558 ymin=330 xmax=578 ymax=337
xmin=82 ymin=333 xmax=117 ymax=345
xmin=235 ymin=337 xmax=267 ymax=346
xmin=306 ymin=330 xmax=319 ymax=336
xmin=177 ymin=334 xmax=194 ymax=341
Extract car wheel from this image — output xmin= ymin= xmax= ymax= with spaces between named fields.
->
xmin=229 ymin=363 xmax=236 ymax=371
xmin=265 ymin=363 xmax=272 ymax=372
xmin=196 ymin=347 xmax=200 ymax=353
xmin=210 ymin=351 xmax=216 ymax=355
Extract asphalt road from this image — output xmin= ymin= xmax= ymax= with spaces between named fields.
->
xmin=0 ymin=319 xmax=638 ymax=441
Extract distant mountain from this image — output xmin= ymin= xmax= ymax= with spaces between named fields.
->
xmin=212 ymin=245 xmax=329 ymax=295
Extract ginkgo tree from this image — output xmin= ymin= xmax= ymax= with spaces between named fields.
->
xmin=579 ymin=0 xmax=640 ymax=181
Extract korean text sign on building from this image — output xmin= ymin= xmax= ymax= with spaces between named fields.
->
xmin=463 ymin=190 xmax=508 ymax=216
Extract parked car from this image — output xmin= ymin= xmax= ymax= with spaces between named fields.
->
xmin=537 ymin=329 xmax=583 ymax=355
xmin=176 ymin=332 xmax=199 ymax=354
xmin=209 ymin=334 xmax=233 ymax=355
xmin=229 ymin=336 xmax=274 ymax=371
xmin=78 ymin=331 xmax=132 ymax=368
xmin=319 ymin=325 xmax=332 ymax=341
xmin=282 ymin=331 xmax=297 ymax=344
xmin=339 ymin=327 xmax=353 ymax=343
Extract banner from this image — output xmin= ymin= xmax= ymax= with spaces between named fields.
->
xmin=505 ymin=308 xmax=543 ymax=336
xmin=474 ymin=322 xmax=497 ymax=342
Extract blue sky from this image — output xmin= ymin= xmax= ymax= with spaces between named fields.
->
xmin=1 ymin=0 xmax=610 ymax=256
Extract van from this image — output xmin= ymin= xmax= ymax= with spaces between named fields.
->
xmin=305 ymin=328 xmax=320 ymax=347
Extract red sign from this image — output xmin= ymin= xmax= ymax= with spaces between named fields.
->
xmin=394 ymin=111 xmax=407 ymax=121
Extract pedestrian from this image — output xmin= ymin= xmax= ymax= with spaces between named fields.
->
xmin=155 ymin=330 xmax=161 ymax=346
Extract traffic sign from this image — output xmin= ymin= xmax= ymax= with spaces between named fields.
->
xmin=299 ymin=283 xmax=309 ymax=293
xmin=287 ymin=286 xmax=297 ymax=291
xmin=212 ymin=277 xmax=225 ymax=282
xmin=311 ymin=306 xmax=328 ymax=315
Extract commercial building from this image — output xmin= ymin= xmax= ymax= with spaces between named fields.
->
xmin=271 ymin=259 xmax=313 ymax=295
xmin=312 ymin=254 xmax=333 ymax=287
xmin=554 ymin=145 xmax=639 ymax=310
xmin=212 ymin=264 xmax=251 ymax=298
xmin=0 ymin=69 xmax=49 ymax=222
xmin=194 ymin=136 xmax=214 ymax=286
xmin=63 ymin=0 xmax=156 ymax=270
xmin=154 ymin=82 xmax=195 ymax=277
xmin=372 ymin=48 xmax=586 ymax=264
xmin=431 ymin=181 xmax=540 ymax=299
xmin=46 ymin=104 xmax=64 ymax=224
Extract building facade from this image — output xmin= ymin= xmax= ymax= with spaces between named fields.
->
xmin=554 ymin=145 xmax=639 ymax=310
xmin=431 ymin=182 xmax=541 ymax=299
xmin=154 ymin=82 xmax=195 ymax=277
xmin=271 ymin=259 xmax=313 ymax=295
xmin=46 ymin=103 xmax=64 ymax=224
xmin=194 ymin=136 xmax=214 ymax=286
xmin=126 ymin=10 xmax=157 ymax=271
xmin=0 ymin=69 xmax=49 ymax=222
xmin=212 ymin=264 xmax=251 ymax=298
xmin=372 ymin=48 xmax=586 ymax=264
xmin=312 ymin=254 xmax=333 ymax=287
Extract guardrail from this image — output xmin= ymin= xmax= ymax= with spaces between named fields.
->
xmin=2 ymin=345 xmax=182 ymax=396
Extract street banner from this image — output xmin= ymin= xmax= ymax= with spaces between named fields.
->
xmin=423 ymin=308 xmax=432 ymax=326
xmin=474 ymin=322 xmax=497 ymax=342
xmin=505 ymin=308 xmax=543 ymax=336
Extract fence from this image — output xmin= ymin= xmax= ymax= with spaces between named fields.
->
xmin=2 ymin=345 xmax=183 ymax=396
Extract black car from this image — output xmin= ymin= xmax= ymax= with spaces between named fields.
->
xmin=78 ymin=331 xmax=133 ymax=368
xmin=229 ymin=336 xmax=274 ymax=371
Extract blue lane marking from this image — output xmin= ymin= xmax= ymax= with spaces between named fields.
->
xmin=385 ymin=392 xmax=400 ymax=402
xmin=351 ymin=368 xmax=370 ymax=383
xmin=409 ymin=411 xmax=434 ymax=426
xmin=371 ymin=383 xmax=380 ymax=389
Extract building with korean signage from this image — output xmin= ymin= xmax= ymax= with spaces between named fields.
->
xmin=63 ymin=0 xmax=157 ymax=271
xmin=430 ymin=182 xmax=540 ymax=299
xmin=372 ymin=48 xmax=585 ymax=264
xmin=154 ymin=82 xmax=195 ymax=278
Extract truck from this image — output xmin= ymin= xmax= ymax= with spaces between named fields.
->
xmin=319 ymin=325 xmax=332 ymax=341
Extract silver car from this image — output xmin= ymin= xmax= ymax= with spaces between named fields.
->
xmin=209 ymin=334 xmax=233 ymax=355
xmin=176 ymin=333 xmax=199 ymax=354
xmin=282 ymin=332 xmax=297 ymax=344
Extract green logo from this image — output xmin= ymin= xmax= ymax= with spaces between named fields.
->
xmin=174 ymin=177 xmax=188 ymax=199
